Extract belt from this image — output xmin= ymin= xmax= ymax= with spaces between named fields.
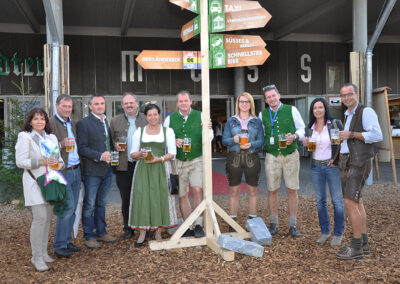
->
xmin=340 ymin=153 xmax=349 ymax=158
xmin=312 ymin=159 xmax=330 ymax=166
xmin=66 ymin=164 xmax=80 ymax=170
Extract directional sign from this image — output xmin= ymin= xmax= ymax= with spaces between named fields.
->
xmin=182 ymin=8 xmax=271 ymax=42
xmin=170 ymin=0 xmax=262 ymax=14
xmin=136 ymin=50 xmax=183 ymax=69
xmin=211 ymin=46 xmax=270 ymax=68
xmin=210 ymin=34 xmax=266 ymax=50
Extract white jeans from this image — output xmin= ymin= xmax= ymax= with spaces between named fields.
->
xmin=30 ymin=204 xmax=53 ymax=259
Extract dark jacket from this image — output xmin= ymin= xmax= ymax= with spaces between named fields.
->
xmin=49 ymin=115 xmax=79 ymax=175
xmin=109 ymin=112 xmax=147 ymax=171
xmin=306 ymin=119 xmax=343 ymax=166
xmin=76 ymin=113 xmax=113 ymax=177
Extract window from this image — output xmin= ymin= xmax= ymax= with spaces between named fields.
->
xmin=326 ymin=62 xmax=345 ymax=94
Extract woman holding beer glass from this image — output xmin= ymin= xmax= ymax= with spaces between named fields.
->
xmin=222 ymin=92 xmax=264 ymax=230
xmin=302 ymin=98 xmax=345 ymax=246
xmin=15 ymin=108 xmax=64 ymax=271
xmin=129 ymin=104 xmax=177 ymax=247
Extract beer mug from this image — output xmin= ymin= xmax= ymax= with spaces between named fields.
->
xmin=240 ymin=131 xmax=249 ymax=146
xmin=330 ymin=129 xmax=340 ymax=145
xmin=117 ymin=136 xmax=127 ymax=151
xmin=183 ymin=138 xmax=191 ymax=153
xmin=48 ymin=155 xmax=60 ymax=170
xmin=110 ymin=151 xmax=119 ymax=166
xmin=66 ymin=137 xmax=75 ymax=153
xmin=308 ymin=136 xmax=317 ymax=152
xmin=278 ymin=133 xmax=287 ymax=149
xmin=144 ymin=147 xmax=153 ymax=162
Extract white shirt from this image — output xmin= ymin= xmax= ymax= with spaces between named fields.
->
xmin=340 ymin=105 xmax=383 ymax=154
xmin=130 ymin=126 xmax=177 ymax=156
xmin=258 ymin=103 xmax=305 ymax=140
xmin=163 ymin=109 xmax=214 ymax=139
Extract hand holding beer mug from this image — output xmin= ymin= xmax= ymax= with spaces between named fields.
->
xmin=143 ymin=146 xmax=153 ymax=162
xmin=278 ymin=133 xmax=287 ymax=149
xmin=48 ymin=155 xmax=60 ymax=170
xmin=308 ymin=136 xmax=317 ymax=152
xmin=117 ymin=136 xmax=127 ymax=151
xmin=65 ymin=137 xmax=75 ymax=152
xmin=240 ymin=131 xmax=249 ymax=146
xmin=110 ymin=151 xmax=119 ymax=166
xmin=330 ymin=129 xmax=340 ymax=145
xmin=183 ymin=138 xmax=191 ymax=153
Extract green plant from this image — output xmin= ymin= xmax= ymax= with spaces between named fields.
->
xmin=0 ymin=71 xmax=37 ymax=205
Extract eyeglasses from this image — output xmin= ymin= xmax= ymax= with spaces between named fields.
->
xmin=340 ymin=92 xmax=355 ymax=98
xmin=262 ymin=84 xmax=276 ymax=92
xmin=239 ymin=100 xmax=250 ymax=104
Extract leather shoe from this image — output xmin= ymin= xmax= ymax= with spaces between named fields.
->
xmin=54 ymin=248 xmax=73 ymax=258
xmin=182 ymin=229 xmax=194 ymax=238
xmin=145 ymin=231 xmax=154 ymax=238
xmin=269 ymin=223 xmax=278 ymax=235
xmin=97 ymin=234 xmax=117 ymax=243
xmin=123 ymin=229 xmax=134 ymax=240
xmin=289 ymin=225 xmax=301 ymax=237
xmin=194 ymin=225 xmax=205 ymax=238
xmin=134 ymin=241 xmax=144 ymax=248
xmin=67 ymin=243 xmax=81 ymax=252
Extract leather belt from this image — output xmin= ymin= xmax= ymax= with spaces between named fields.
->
xmin=66 ymin=164 xmax=80 ymax=170
xmin=312 ymin=159 xmax=330 ymax=166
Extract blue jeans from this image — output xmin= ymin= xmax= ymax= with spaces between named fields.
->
xmin=82 ymin=167 xmax=112 ymax=240
xmin=311 ymin=162 xmax=345 ymax=236
xmin=53 ymin=166 xmax=82 ymax=251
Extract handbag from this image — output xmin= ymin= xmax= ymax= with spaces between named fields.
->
xmin=169 ymin=160 xmax=179 ymax=195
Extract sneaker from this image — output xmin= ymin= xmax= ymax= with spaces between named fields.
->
xmin=330 ymin=235 xmax=343 ymax=246
xmin=289 ymin=225 xmax=301 ymax=237
xmin=316 ymin=234 xmax=331 ymax=244
xmin=85 ymin=239 xmax=102 ymax=249
xmin=362 ymin=243 xmax=371 ymax=255
xmin=31 ymin=257 xmax=49 ymax=272
xmin=336 ymin=246 xmax=364 ymax=260
xmin=269 ymin=223 xmax=278 ymax=235
xmin=182 ymin=229 xmax=194 ymax=238
xmin=67 ymin=243 xmax=81 ymax=252
xmin=97 ymin=234 xmax=117 ymax=243
xmin=194 ymin=225 xmax=205 ymax=238
xmin=54 ymin=248 xmax=73 ymax=258
xmin=43 ymin=254 xmax=55 ymax=263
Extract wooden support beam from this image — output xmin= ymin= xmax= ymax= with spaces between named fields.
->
xmin=213 ymin=201 xmax=246 ymax=233
xmin=121 ymin=0 xmax=137 ymax=36
xmin=274 ymin=0 xmax=348 ymax=40
xmin=206 ymin=237 xmax=235 ymax=261
xmin=13 ymin=0 xmax=40 ymax=33
xmin=149 ymin=237 xmax=207 ymax=250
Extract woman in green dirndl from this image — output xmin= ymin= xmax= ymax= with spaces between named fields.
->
xmin=128 ymin=104 xmax=178 ymax=247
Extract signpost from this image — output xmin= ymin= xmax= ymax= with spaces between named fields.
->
xmin=139 ymin=0 xmax=272 ymax=261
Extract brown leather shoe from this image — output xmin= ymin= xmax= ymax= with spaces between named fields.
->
xmin=97 ymin=234 xmax=117 ymax=243
xmin=85 ymin=239 xmax=101 ymax=249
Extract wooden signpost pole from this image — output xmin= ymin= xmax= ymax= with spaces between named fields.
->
xmin=148 ymin=0 xmax=251 ymax=261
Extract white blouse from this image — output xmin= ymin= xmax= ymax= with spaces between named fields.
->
xmin=130 ymin=126 xmax=176 ymax=156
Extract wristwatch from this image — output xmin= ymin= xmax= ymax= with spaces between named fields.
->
xmin=293 ymin=134 xmax=297 ymax=141
xmin=350 ymin=131 xmax=355 ymax=139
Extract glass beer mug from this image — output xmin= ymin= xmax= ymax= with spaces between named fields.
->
xmin=183 ymin=138 xmax=191 ymax=153
xmin=240 ymin=130 xmax=249 ymax=146
xmin=308 ymin=136 xmax=317 ymax=152
xmin=144 ymin=147 xmax=153 ymax=162
xmin=278 ymin=133 xmax=287 ymax=149
xmin=66 ymin=137 xmax=75 ymax=153
xmin=110 ymin=151 xmax=119 ymax=166
xmin=117 ymin=136 xmax=127 ymax=151
xmin=330 ymin=129 xmax=340 ymax=145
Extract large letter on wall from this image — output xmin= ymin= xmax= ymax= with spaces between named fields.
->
xmin=300 ymin=54 xmax=311 ymax=83
xmin=121 ymin=51 xmax=143 ymax=82
xmin=247 ymin=66 xmax=258 ymax=83
xmin=0 ymin=50 xmax=10 ymax=75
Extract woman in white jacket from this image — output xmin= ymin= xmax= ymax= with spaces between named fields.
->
xmin=15 ymin=108 xmax=63 ymax=272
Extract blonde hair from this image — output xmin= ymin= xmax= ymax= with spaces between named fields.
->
xmin=235 ymin=92 xmax=256 ymax=117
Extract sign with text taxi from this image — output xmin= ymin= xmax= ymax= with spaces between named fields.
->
xmin=170 ymin=0 xmax=262 ymax=14
xmin=181 ymin=8 xmax=271 ymax=42
xmin=211 ymin=46 xmax=270 ymax=68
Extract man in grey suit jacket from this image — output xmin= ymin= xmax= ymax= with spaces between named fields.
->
xmin=77 ymin=95 xmax=117 ymax=249
xmin=110 ymin=92 xmax=147 ymax=239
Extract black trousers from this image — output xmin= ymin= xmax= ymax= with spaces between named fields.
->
xmin=115 ymin=162 xmax=136 ymax=230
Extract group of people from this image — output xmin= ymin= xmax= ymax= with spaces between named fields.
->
xmin=222 ymin=83 xmax=382 ymax=261
xmin=15 ymin=83 xmax=382 ymax=272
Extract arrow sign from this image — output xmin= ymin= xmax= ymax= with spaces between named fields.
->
xmin=211 ymin=46 xmax=270 ymax=68
xmin=170 ymin=0 xmax=262 ymax=14
xmin=182 ymin=8 xmax=271 ymax=42
xmin=210 ymin=34 xmax=266 ymax=50
xmin=136 ymin=50 xmax=183 ymax=69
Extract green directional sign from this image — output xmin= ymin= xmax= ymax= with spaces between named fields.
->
xmin=190 ymin=0 xmax=199 ymax=14
xmin=209 ymin=13 xmax=226 ymax=33
xmin=211 ymin=49 xmax=226 ymax=68
xmin=194 ymin=16 xmax=201 ymax=35
xmin=209 ymin=34 xmax=224 ymax=50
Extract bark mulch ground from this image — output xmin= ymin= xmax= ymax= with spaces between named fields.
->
xmin=1 ymin=184 xmax=399 ymax=283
